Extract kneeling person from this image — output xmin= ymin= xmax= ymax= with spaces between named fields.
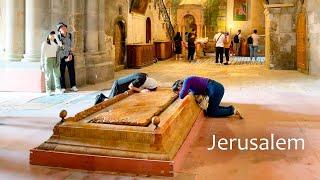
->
xmin=172 ymin=76 xmax=242 ymax=119
xmin=95 ymin=73 xmax=158 ymax=105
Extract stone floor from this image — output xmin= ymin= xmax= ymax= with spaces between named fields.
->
xmin=0 ymin=56 xmax=320 ymax=179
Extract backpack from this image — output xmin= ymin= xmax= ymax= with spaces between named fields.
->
xmin=234 ymin=34 xmax=240 ymax=43
xmin=247 ymin=36 xmax=253 ymax=44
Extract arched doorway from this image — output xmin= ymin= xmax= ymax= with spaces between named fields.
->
xmin=146 ymin=17 xmax=151 ymax=43
xmin=114 ymin=21 xmax=126 ymax=69
xmin=184 ymin=14 xmax=197 ymax=36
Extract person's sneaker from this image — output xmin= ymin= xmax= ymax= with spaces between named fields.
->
xmin=71 ymin=86 xmax=78 ymax=92
xmin=61 ymin=88 xmax=66 ymax=93
xmin=55 ymin=89 xmax=63 ymax=95
xmin=224 ymin=62 xmax=229 ymax=65
xmin=94 ymin=93 xmax=107 ymax=105
xmin=46 ymin=91 xmax=53 ymax=96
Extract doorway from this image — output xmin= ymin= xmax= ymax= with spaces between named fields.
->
xmin=296 ymin=11 xmax=308 ymax=74
xmin=146 ymin=17 xmax=151 ymax=43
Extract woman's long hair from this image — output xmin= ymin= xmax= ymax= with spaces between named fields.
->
xmin=172 ymin=79 xmax=183 ymax=92
xmin=46 ymin=31 xmax=58 ymax=45
xmin=174 ymin=32 xmax=181 ymax=41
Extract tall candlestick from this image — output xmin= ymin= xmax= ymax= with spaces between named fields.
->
xmin=205 ymin=26 xmax=207 ymax=38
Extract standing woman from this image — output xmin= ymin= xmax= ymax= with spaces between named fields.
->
xmin=40 ymin=31 xmax=63 ymax=96
xmin=174 ymin=32 xmax=182 ymax=60
xmin=223 ymin=32 xmax=232 ymax=65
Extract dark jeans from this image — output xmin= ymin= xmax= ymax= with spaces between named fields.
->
xmin=60 ymin=56 xmax=76 ymax=89
xmin=215 ymin=47 xmax=224 ymax=63
xmin=205 ymin=80 xmax=234 ymax=117
xmin=225 ymin=48 xmax=230 ymax=62
xmin=188 ymin=47 xmax=195 ymax=61
xmin=108 ymin=78 xmax=131 ymax=98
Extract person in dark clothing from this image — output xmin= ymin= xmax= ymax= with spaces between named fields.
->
xmin=187 ymin=29 xmax=197 ymax=62
xmin=94 ymin=73 xmax=158 ymax=105
xmin=214 ymin=31 xmax=225 ymax=64
xmin=172 ymin=76 xmax=243 ymax=119
xmin=174 ymin=32 xmax=182 ymax=60
xmin=223 ymin=32 xmax=232 ymax=65
xmin=56 ymin=22 xmax=78 ymax=92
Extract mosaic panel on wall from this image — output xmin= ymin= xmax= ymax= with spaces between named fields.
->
xmin=234 ymin=0 xmax=248 ymax=21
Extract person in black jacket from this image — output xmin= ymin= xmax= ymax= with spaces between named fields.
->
xmin=174 ymin=32 xmax=182 ymax=60
xmin=56 ymin=22 xmax=78 ymax=92
xmin=187 ymin=29 xmax=197 ymax=62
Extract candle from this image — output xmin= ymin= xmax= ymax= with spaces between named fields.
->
xmin=205 ymin=26 xmax=207 ymax=38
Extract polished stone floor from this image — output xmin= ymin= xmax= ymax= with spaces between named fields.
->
xmin=1 ymin=57 xmax=320 ymax=179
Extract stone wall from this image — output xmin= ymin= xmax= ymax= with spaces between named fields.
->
xmin=226 ymin=0 xmax=265 ymax=36
xmin=265 ymin=1 xmax=298 ymax=70
xmin=148 ymin=1 xmax=170 ymax=41
xmin=306 ymin=0 xmax=320 ymax=76
xmin=127 ymin=0 xmax=170 ymax=44
xmin=105 ymin=0 xmax=128 ymax=37
xmin=0 ymin=0 xmax=115 ymax=92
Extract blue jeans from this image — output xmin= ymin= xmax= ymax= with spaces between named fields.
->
xmin=249 ymin=44 xmax=258 ymax=60
xmin=205 ymin=80 xmax=235 ymax=117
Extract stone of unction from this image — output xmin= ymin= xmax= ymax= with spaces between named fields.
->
xmin=30 ymin=88 xmax=203 ymax=176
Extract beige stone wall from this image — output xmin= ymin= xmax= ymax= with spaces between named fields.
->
xmin=0 ymin=0 xmax=6 ymax=57
xmin=306 ymin=0 xmax=320 ymax=75
xmin=264 ymin=2 xmax=298 ymax=70
xmin=127 ymin=0 xmax=170 ymax=44
xmin=226 ymin=0 xmax=265 ymax=36
xmin=148 ymin=2 xmax=170 ymax=41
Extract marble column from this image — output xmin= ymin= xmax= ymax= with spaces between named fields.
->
xmin=23 ymin=0 xmax=50 ymax=62
xmin=70 ymin=0 xmax=86 ymax=86
xmin=197 ymin=24 xmax=201 ymax=38
xmin=85 ymin=0 xmax=99 ymax=53
xmin=51 ymin=0 xmax=68 ymax=30
xmin=5 ymin=0 xmax=25 ymax=61
xmin=98 ymin=0 xmax=106 ymax=53
xmin=84 ymin=0 xmax=113 ymax=84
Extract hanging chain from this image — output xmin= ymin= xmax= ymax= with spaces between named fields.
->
xmin=156 ymin=0 xmax=175 ymax=40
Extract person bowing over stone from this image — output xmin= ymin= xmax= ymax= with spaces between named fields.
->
xmin=94 ymin=73 xmax=158 ymax=105
xmin=172 ymin=76 xmax=243 ymax=119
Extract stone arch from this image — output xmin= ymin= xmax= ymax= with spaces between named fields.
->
xmin=183 ymin=14 xmax=197 ymax=33
xmin=177 ymin=5 xmax=204 ymax=38
xmin=113 ymin=16 xmax=127 ymax=38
